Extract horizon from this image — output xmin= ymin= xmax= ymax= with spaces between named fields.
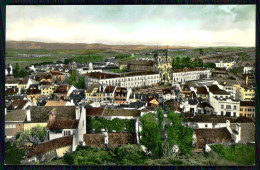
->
xmin=6 ymin=40 xmax=254 ymax=48
xmin=7 ymin=5 xmax=255 ymax=47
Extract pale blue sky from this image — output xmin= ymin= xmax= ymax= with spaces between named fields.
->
xmin=6 ymin=5 xmax=255 ymax=47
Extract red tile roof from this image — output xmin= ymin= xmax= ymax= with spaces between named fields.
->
xmin=47 ymin=119 xmax=79 ymax=130
xmin=194 ymin=128 xmax=233 ymax=149
xmin=26 ymin=135 xmax=73 ymax=158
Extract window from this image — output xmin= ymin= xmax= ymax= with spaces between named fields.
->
xmin=226 ymin=105 xmax=231 ymax=109
xmin=205 ymin=124 xmax=208 ymax=128
xmin=221 ymin=105 xmax=224 ymax=109
xmin=221 ymin=111 xmax=224 ymax=116
xmin=64 ymin=130 xmax=71 ymax=136
xmin=234 ymin=106 xmax=236 ymax=109
xmin=240 ymin=108 xmax=243 ymax=111
xmin=233 ymin=112 xmax=236 ymax=117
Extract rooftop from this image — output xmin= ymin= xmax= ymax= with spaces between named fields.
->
xmin=29 ymin=106 xmax=76 ymax=122
xmin=26 ymin=135 xmax=73 ymax=158
xmin=5 ymin=110 xmax=27 ymax=122
xmin=173 ymin=67 xmax=207 ymax=73
xmin=194 ymin=128 xmax=233 ymax=149
xmin=207 ymin=85 xmax=229 ymax=95
xmin=45 ymin=100 xmax=67 ymax=106
xmin=240 ymin=101 xmax=255 ymax=107
xmin=85 ymin=71 xmax=157 ymax=79
xmin=7 ymin=99 xmax=28 ymax=110
xmin=47 ymin=119 xmax=79 ymax=130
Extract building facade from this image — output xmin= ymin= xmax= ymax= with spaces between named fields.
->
xmin=85 ymin=72 xmax=160 ymax=89
xmin=172 ymin=68 xmax=211 ymax=83
xmin=153 ymin=51 xmax=173 ymax=84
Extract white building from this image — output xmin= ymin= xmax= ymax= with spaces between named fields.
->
xmin=172 ymin=68 xmax=211 ymax=83
xmin=85 ymin=71 xmax=160 ymax=89
xmin=215 ymin=60 xmax=236 ymax=70
xmin=243 ymin=66 xmax=254 ymax=74
xmin=210 ymin=96 xmax=240 ymax=117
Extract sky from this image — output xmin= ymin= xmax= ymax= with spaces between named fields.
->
xmin=6 ymin=5 xmax=255 ymax=47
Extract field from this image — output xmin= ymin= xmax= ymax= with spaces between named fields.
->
xmin=6 ymin=46 xmax=253 ymax=69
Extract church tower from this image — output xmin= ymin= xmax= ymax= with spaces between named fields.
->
xmin=153 ymin=49 xmax=172 ymax=85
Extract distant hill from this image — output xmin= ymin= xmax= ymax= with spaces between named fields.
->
xmin=6 ymin=41 xmax=193 ymax=51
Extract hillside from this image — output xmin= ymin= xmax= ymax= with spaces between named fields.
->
xmin=6 ymin=41 xmax=193 ymax=51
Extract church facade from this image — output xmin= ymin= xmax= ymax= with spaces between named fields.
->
xmin=153 ymin=51 xmax=173 ymax=85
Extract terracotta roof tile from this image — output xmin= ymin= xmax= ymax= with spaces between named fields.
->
xmin=47 ymin=119 xmax=79 ymax=130
xmin=26 ymin=135 xmax=73 ymax=158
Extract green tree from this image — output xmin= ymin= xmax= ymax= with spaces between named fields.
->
xmin=204 ymin=62 xmax=216 ymax=69
xmin=193 ymin=56 xmax=204 ymax=67
xmin=5 ymin=141 xmax=25 ymax=165
xmin=166 ymin=111 xmax=193 ymax=154
xmin=173 ymin=56 xmax=181 ymax=69
xmin=75 ymin=76 xmax=85 ymax=89
xmin=68 ymin=70 xmax=77 ymax=85
xmin=157 ymin=108 xmax=164 ymax=129
xmin=182 ymin=56 xmax=191 ymax=68
xmin=140 ymin=113 xmax=162 ymax=158
xmin=199 ymin=48 xmax=204 ymax=55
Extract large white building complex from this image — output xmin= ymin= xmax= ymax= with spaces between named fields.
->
xmin=84 ymin=71 xmax=160 ymax=88
xmin=172 ymin=68 xmax=211 ymax=83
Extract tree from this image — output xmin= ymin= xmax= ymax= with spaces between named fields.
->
xmin=5 ymin=141 xmax=25 ymax=165
xmin=173 ymin=56 xmax=181 ymax=69
xmin=182 ymin=56 xmax=191 ymax=68
xmin=140 ymin=113 xmax=162 ymax=158
xmin=193 ymin=56 xmax=204 ymax=67
xmin=157 ymin=108 xmax=164 ymax=129
xmin=68 ymin=70 xmax=77 ymax=85
xmin=204 ymin=62 xmax=216 ymax=69
xmin=199 ymin=48 xmax=204 ymax=55
xmin=75 ymin=76 xmax=85 ymax=89
xmin=166 ymin=110 xmax=193 ymax=154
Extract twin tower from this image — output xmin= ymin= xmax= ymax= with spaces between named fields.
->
xmin=153 ymin=50 xmax=173 ymax=85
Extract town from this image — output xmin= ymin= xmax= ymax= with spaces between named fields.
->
xmin=4 ymin=48 xmax=255 ymax=165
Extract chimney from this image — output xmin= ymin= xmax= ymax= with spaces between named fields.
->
xmin=18 ymin=88 xmax=21 ymax=94
xmin=26 ymin=109 xmax=31 ymax=121
xmin=246 ymin=76 xmax=248 ymax=86
xmin=5 ymin=108 xmax=7 ymax=115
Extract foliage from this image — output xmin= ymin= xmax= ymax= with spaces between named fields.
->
xmin=140 ymin=113 xmax=162 ymax=158
xmin=63 ymin=145 xmax=148 ymax=165
xmin=172 ymin=56 xmax=204 ymax=69
xmin=211 ymin=144 xmax=255 ymax=165
xmin=16 ymin=124 xmax=46 ymax=145
xmin=5 ymin=141 xmax=25 ymax=165
xmin=109 ymin=69 xmax=128 ymax=73
xmin=64 ymin=55 xmax=103 ymax=64
xmin=68 ymin=70 xmax=85 ymax=89
xmin=237 ymin=52 xmax=249 ymax=61
xmin=86 ymin=116 xmax=135 ymax=133
xmin=199 ymin=48 xmax=204 ymax=55
xmin=75 ymin=76 xmax=85 ymax=89
xmin=13 ymin=63 xmax=29 ymax=78
xmin=157 ymin=108 xmax=164 ymax=129
xmin=230 ymin=67 xmax=243 ymax=74
xmin=166 ymin=110 xmax=193 ymax=154
xmin=193 ymin=56 xmax=204 ymax=67
xmin=204 ymin=62 xmax=216 ymax=69
xmin=108 ymin=144 xmax=148 ymax=165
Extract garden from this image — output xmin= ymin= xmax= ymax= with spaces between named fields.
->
xmin=86 ymin=116 xmax=135 ymax=133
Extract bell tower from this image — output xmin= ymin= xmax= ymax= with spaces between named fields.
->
xmin=153 ymin=49 xmax=172 ymax=85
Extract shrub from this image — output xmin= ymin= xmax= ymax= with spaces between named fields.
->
xmin=211 ymin=144 xmax=255 ymax=165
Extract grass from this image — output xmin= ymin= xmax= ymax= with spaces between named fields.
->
xmin=211 ymin=144 xmax=255 ymax=165
xmin=109 ymin=69 xmax=128 ymax=73
xmin=230 ymin=67 xmax=244 ymax=74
